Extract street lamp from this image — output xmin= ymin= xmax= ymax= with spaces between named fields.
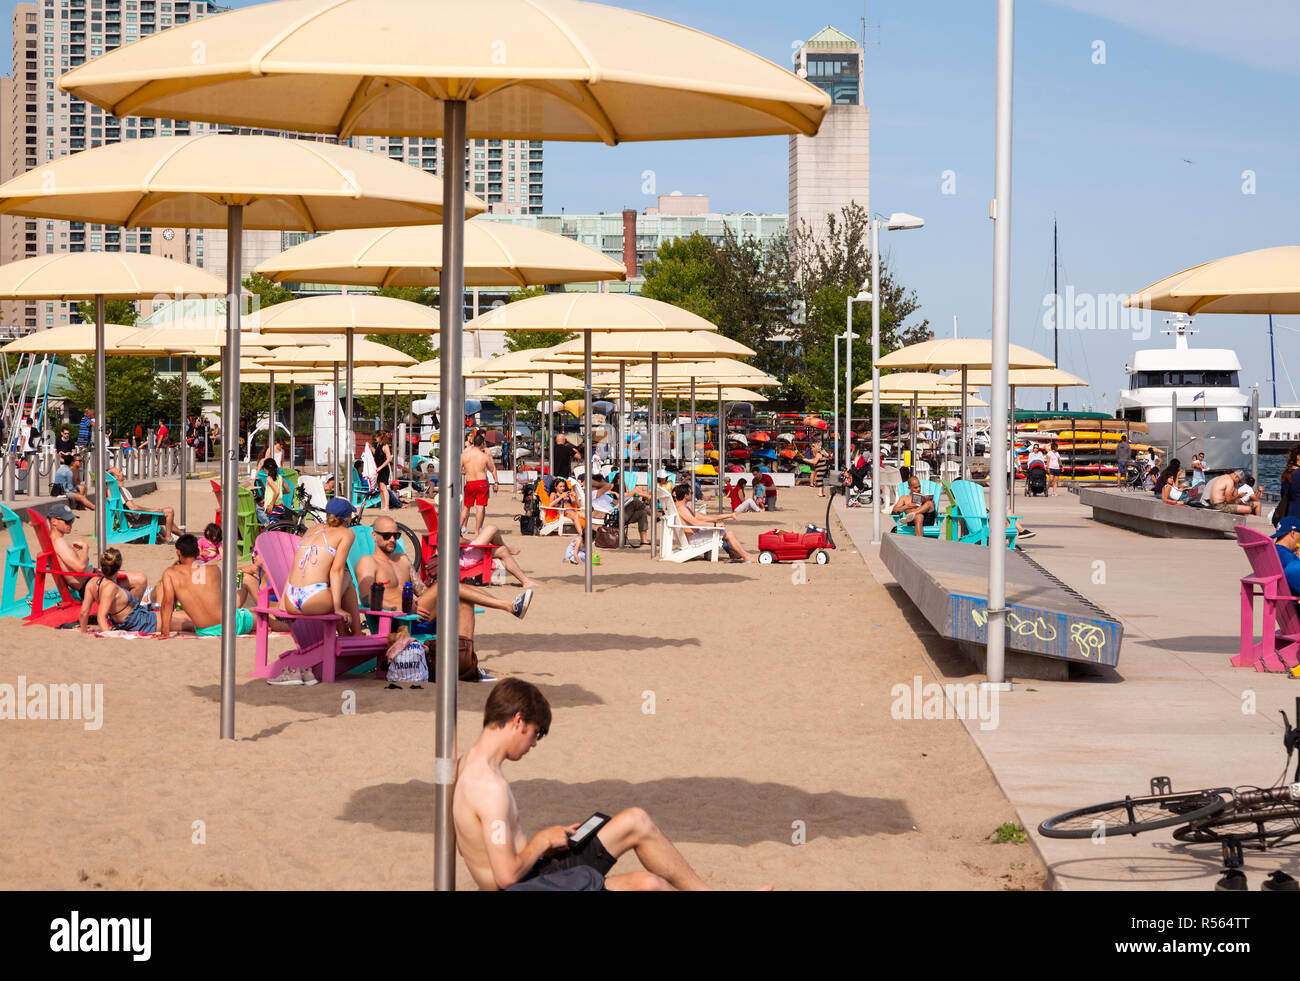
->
xmin=838 ymin=288 xmax=870 ymax=473
xmin=871 ymin=212 xmax=925 ymax=545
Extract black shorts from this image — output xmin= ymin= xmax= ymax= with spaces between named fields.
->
xmin=523 ymin=827 xmax=617 ymax=882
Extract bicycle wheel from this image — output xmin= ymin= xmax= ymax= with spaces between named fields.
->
xmin=1173 ymin=805 xmax=1300 ymax=850
xmin=263 ymin=519 xmax=305 ymax=538
xmin=1038 ymin=790 xmax=1228 ymax=839
xmin=396 ymin=522 xmax=423 ymax=576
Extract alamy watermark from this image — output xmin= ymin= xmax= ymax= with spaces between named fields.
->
xmin=0 ymin=676 xmax=103 ymax=731
xmin=890 ymin=675 xmax=1000 ymax=731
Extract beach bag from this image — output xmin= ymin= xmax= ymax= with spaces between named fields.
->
xmin=421 ymin=637 xmax=480 ymax=681
xmin=594 ymin=526 xmax=621 ymax=550
xmin=386 ymin=638 xmax=429 ymax=683
xmin=1273 ymin=473 xmax=1291 ymax=526
xmin=517 ymin=513 xmax=538 ymax=535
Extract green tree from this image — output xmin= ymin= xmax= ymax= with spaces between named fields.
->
xmin=63 ymin=353 xmax=158 ymax=435
xmin=153 ymin=371 xmax=213 ymax=428
xmin=242 ymin=273 xmax=296 ymax=312
xmin=640 ymin=233 xmax=718 ymax=323
xmin=75 ymin=298 xmax=139 ymax=326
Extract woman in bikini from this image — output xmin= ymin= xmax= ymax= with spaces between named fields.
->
xmin=77 ymin=548 xmax=158 ymax=634
xmin=281 ymin=497 xmax=363 ymax=644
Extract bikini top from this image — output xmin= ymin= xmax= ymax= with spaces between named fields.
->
xmin=297 ymin=526 xmax=338 ymax=569
xmin=98 ymin=576 xmax=138 ymax=625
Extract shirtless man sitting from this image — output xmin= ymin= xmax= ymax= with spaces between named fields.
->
xmin=1204 ymin=469 xmax=1262 ymax=516
xmin=152 ymin=533 xmax=267 ymax=637
xmin=670 ymin=482 xmax=754 ymax=562
xmin=460 ymin=432 xmax=498 ymax=535
xmin=891 ymin=475 xmax=937 ymax=534
xmin=454 ymin=678 xmax=712 ymax=891
xmin=47 ymin=502 xmax=146 ymax=599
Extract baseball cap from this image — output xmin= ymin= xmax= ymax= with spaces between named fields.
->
xmin=48 ymin=502 xmax=75 ymax=523
xmin=325 ymin=497 xmax=356 ymax=519
xmin=1272 ymin=517 xmax=1300 ymax=539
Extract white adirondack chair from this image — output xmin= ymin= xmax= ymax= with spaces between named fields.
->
xmin=656 ymin=485 xmax=723 ymax=562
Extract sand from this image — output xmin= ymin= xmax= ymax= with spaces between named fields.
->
xmin=0 ymin=476 xmax=1044 ymax=890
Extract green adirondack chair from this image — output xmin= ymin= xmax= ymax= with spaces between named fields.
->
xmin=947 ymin=479 xmax=1019 ymax=548
xmin=891 ymin=479 xmax=948 ymax=538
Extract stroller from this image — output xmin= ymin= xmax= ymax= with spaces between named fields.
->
xmin=842 ymin=461 xmax=872 ymax=507
xmin=1025 ymin=460 xmax=1049 ymax=497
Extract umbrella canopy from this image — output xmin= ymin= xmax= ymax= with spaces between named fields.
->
xmin=854 ymin=371 xmax=980 ymax=395
xmin=119 ymin=321 xmax=296 ymax=355
xmin=244 ymin=293 xmax=442 ymax=337
xmin=474 ymin=372 xmax=586 ymax=395
xmin=0 ymin=250 xmax=224 ymax=299
xmin=535 ymin=330 xmax=753 ymax=361
xmin=253 ymin=337 xmax=418 ymax=368
xmin=59 ymin=0 xmax=829 ymax=142
xmin=856 ymin=392 xmax=989 ymax=407
xmin=256 ymin=220 xmax=626 ymax=288
xmin=3 ymin=324 xmax=152 ymax=354
xmin=623 ymin=358 xmax=778 ymax=385
xmin=464 ymin=345 xmax=568 ymax=379
xmin=399 ymin=357 xmax=493 ymax=382
xmin=464 ymin=292 xmax=720 ymax=334
xmin=0 ymin=134 xmax=480 ymax=229
xmin=1123 ymin=246 xmax=1300 ymax=316
xmin=875 ymin=338 xmax=1055 ymax=371
xmin=937 ymin=367 xmax=1088 ymax=389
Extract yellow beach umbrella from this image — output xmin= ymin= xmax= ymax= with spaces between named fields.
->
xmin=855 ymin=371 xmax=980 ymax=395
xmin=1124 ymin=246 xmax=1300 ymax=316
xmin=256 ymin=220 xmax=626 ymax=288
xmin=936 ymin=367 xmax=1086 ymax=389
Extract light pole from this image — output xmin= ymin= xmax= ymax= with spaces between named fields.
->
xmin=869 ymin=211 xmax=926 ymax=545
xmin=839 ymin=291 xmax=869 ymax=473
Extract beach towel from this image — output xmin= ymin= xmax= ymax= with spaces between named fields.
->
xmin=361 ymin=442 xmax=378 ymax=488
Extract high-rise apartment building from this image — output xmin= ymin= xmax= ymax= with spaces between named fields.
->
xmin=0 ymin=1 xmax=544 ymax=329
xmin=788 ymin=26 xmax=869 ymax=239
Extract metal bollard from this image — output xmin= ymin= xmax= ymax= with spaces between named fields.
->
xmin=1 ymin=455 xmax=11 ymax=502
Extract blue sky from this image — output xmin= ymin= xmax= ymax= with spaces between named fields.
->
xmin=6 ymin=0 xmax=1298 ymax=411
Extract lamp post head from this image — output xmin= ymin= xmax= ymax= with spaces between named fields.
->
xmin=886 ymin=212 xmax=925 ymax=231
xmin=855 ymin=291 xmax=872 ymax=303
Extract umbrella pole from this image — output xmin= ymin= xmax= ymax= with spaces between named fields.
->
xmin=961 ymin=366 xmax=968 ymax=481
xmin=689 ymin=377 xmax=696 ymax=510
xmin=345 ymin=328 xmax=355 ymax=499
xmin=289 ymin=378 xmax=296 ymax=471
xmin=93 ymin=294 xmax=107 ymax=555
xmin=180 ymin=355 xmax=188 ymax=532
xmin=583 ymin=331 xmax=593 ymax=593
xmin=547 ymin=371 xmax=554 ymax=478
xmin=650 ymin=353 xmax=658 ymax=558
xmin=332 ymin=361 xmax=340 ymax=494
xmin=1008 ymin=384 xmax=1016 ymax=514
xmin=618 ymin=360 xmax=626 ymax=548
xmin=268 ymin=369 xmax=275 ymax=465
xmin=434 ymin=97 xmax=467 ymax=893
xmin=717 ymin=383 xmax=723 ymax=515
xmin=219 ymin=204 xmax=243 ymax=741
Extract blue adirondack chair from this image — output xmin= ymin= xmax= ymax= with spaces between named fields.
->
xmin=891 ymin=479 xmax=948 ymax=538
xmin=0 ymin=503 xmax=57 ymax=618
xmin=104 ymin=473 xmax=164 ymax=544
xmin=947 ymin=479 xmax=1019 ymax=548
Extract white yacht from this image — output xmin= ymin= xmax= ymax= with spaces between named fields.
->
xmin=1258 ymin=405 xmax=1300 ymax=454
xmin=1117 ymin=315 xmax=1250 ymax=424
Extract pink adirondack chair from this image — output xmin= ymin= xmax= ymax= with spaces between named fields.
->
xmin=250 ymin=530 xmax=394 ymax=683
xmin=1233 ymin=525 xmax=1300 ymax=673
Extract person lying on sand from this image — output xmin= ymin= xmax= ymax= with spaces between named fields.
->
xmin=454 ymin=678 xmax=718 ymax=891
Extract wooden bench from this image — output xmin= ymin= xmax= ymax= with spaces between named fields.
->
xmin=881 ymin=532 xmax=1124 ymax=681
xmin=1079 ymin=487 xmax=1240 ymax=539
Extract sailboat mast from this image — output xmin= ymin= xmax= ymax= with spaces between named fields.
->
xmin=1053 ymin=219 xmax=1059 ymax=411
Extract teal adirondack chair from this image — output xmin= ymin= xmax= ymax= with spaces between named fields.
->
xmin=891 ymin=479 xmax=948 ymax=538
xmin=947 ymin=479 xmax=1019 ymax=548
xmin=104 ymin=473 xmax=164 ymax=544
xmin=0 ymin=503 xmax=57 ymax=618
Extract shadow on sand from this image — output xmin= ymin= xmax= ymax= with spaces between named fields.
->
xmin=339 ymin=776 xmax=914 ymax=845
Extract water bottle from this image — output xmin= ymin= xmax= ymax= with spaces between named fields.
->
xmin=401 ymin=581 xmax=414 ymax=614
xmin=369 ymin=580 xmax=385 ymax=612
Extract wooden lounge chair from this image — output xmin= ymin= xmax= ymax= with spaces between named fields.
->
xmin=0 ymin=503 xmax=57 ymax=618
xmin=657 ymin=485 xmax=723 ymax=562
xmin=946 ymin=479 xmax=1019 ymax=548
xmin=1233 ymin=525 xmax=1300 ymax=673
xmin=413 ymin=498 xmax=494 ymax=584
xmin=890 ymin=479 xmax=948 ymax=539
xmin=104 ymin=472 xmax=164 ymax=545
xmin=249 ymin=530 xmax=392 ymax=684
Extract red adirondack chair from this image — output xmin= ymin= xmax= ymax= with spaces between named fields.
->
xmin=211 ymin=479 xmax=223 ymax=525
xmin=413 ymin=498 xmax=494 ymax=585
xmin=1233 ymin=525 xmax=1300 ymax=673
xmin=23 ymin=508 xmax=126 ymax=625
xmin=250 ymin=530 xmax=395 ymax=683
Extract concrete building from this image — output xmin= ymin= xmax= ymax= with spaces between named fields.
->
xmin=788 ymin=26 xmax=869 ymax=239
xmin=0 ymin=1 xmax=544 ymax=329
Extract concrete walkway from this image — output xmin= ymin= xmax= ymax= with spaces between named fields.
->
xmin=838 ymin=491 xmax=1300 ymax=891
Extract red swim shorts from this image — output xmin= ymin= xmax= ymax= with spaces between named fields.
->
xmin=465 ymin=480 xmax=490 ymax=507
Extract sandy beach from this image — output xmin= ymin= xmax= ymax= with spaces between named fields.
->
xmin=0 ymin=478 xmax=1044 ymax=890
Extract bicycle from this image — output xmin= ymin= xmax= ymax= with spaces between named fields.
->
xmin=261 ymin=484 xmax=424 ymax=576
xmin=1038 ymin=697 xmax=1300 ymax=875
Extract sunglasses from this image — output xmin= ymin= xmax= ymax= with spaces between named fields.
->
xmin=375 ymin=531 xmax=398 ymax=540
